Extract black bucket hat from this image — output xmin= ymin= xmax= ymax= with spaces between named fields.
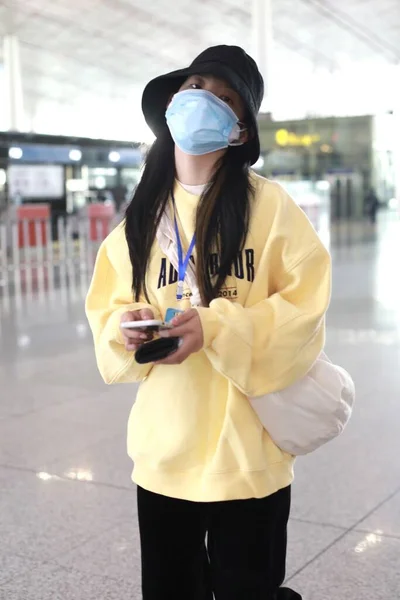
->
xmin=142 ymin=45 xmax=264 ymax=165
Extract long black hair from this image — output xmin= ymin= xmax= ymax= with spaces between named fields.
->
xmin=125 ymin=127 xmax=254 ymax=307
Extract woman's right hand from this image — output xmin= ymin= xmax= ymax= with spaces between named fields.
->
xmin=120 ymin=309 xmax=154 ymax=352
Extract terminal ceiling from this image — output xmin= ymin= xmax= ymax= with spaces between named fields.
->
xmin=0 ymin=0 xmax=399 ymax=140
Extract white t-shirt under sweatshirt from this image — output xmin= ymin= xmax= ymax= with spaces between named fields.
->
xmin=179 ymin=182 xmax=207 ymax=195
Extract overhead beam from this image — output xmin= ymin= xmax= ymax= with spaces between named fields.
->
xmin=301 ymin=0 xmax=400 ymax=63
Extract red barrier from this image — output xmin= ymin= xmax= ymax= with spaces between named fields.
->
xmin=87 ymin=203 xmax=116 ymax=242
xmin=17 ymin=204 xmax=50 ymax=248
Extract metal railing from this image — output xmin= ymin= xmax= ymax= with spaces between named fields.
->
xmin=0 ymin=215 xmax=110 ymax=296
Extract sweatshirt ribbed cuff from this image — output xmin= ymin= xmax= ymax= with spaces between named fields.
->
xmin=195 ymin=306 xmax=221 ymax=349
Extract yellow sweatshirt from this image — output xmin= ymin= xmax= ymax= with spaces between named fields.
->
xmin=86 ymin=172 xmax=331 ymax=502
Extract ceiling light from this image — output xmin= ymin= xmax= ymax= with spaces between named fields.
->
xmin=108 ymin=151 xmax=120 ymax=163
xmin=316 ymin=181 xmax=330 ymax=191
xmin=95 ymin=176 xmax=106 ymax=189
xmin=9 ymin=147 xmax=23 ymax=160
xmin=69 ymin=149 xmax=82 ymax=161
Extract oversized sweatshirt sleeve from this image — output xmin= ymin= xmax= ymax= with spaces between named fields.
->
xmin=85 ymin=231 xmax=160 ymax=385
xmin=196 ymin=199 xmax=331 ymax=398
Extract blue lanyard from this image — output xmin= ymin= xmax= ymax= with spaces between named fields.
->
xmin=172 ymin=193 xmax=196 ymax=300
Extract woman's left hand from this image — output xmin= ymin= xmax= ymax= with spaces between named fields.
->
xmin=156 ymin=309 xmax=204 ymax=365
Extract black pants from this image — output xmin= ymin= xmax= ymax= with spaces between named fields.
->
xmin=137 ymin=485 xmax=301 ymax=600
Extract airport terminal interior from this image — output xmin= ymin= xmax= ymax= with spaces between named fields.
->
xmin=1 ymin=0 xmax=400 ymax=599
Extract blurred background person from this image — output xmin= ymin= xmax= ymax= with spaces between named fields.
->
xmin=364 ymin=187 xmax=380 ymax=224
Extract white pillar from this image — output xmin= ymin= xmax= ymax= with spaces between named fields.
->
xmin=394 ymin=68 xmax=400 ymax=210
xmin=394 ymin=110 xmax=400 ymax=210
xmin=3 ymin=34 xmax=25 ymax=131
xmin=252 ymin=0 xmax=273 ymax=107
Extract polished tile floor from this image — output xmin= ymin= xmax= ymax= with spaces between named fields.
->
xmin=1 ymin=213 xmax=400 ymax=599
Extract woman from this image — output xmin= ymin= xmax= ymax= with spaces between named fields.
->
xmin=86 ymin=45 xmax=331 ymax=600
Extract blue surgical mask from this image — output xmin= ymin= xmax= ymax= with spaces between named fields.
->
xmin=165 ymin=89 xmax=245 ymax=155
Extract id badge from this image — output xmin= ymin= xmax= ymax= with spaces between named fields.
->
xmin=165 ymin=308 xmax=183 ymax=323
